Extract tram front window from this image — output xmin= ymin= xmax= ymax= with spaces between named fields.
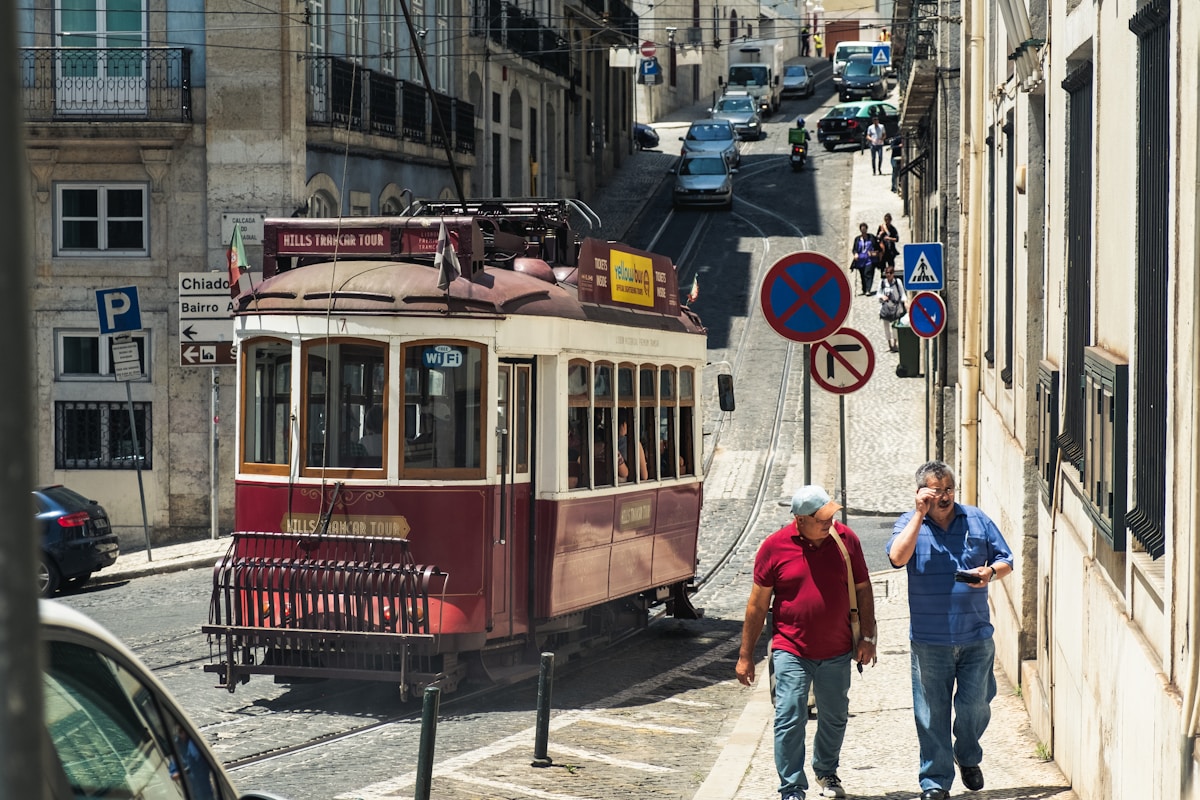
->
xmin=303 ymin=341 xmax=385 ymax=470
xmin=402 ymin=342 xmax=483 ymax=473
xmin=243 ymin=339 xmax=291 ymax=469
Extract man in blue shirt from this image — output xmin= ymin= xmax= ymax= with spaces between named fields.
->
xmin=886 ymin=461 xmax=1013 ymax=800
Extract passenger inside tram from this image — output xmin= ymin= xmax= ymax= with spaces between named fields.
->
xmin=618 ymin=416 xmax=649 ymax=482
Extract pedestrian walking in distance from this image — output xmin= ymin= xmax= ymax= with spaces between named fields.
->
xmin=890 ymin=134 xmax=904 ymax=193
xmin=877 ymin=266 xmax=904 ymax=352
xmin=886 ymin=461 xmax=1014 ymax=800
xmin=866 ymin=117 xmax=887 ymax=175
xmin=736 ymin=485 xmax=877 ymax=800
xmin=850 ymin=222 xmax=881 ymax=296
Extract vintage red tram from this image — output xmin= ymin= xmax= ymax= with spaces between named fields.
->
xmin=203 ymin=200 xmax=732 ymax=697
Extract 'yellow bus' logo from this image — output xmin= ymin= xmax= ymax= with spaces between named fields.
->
xmin=609 ymin=249 xmax=655 ymax=307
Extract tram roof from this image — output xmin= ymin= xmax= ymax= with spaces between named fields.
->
xmin=232 ymin=257 xmax=706 ymax=335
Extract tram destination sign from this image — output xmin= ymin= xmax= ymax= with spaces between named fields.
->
xmin=576 ymin=237 xmax=680 ymax=317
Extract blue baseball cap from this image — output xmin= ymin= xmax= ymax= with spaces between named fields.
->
xmin=790 ymin=485 xmax=842 ymax=519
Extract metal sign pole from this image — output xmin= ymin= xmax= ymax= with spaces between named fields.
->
xmin=803 ymin=343 xmax=812 ymax=483
xmin=838 ymin=394 xmax=847 ymax=524
xmin=125 ymin=377 xmax=153 ymax=560
xmin=925 ymin=338 xmax=931 ymax=462
xmin=211 ymin=368 xmax=220 ymax=539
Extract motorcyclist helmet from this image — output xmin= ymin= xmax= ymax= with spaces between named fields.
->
xmin=796 ymin=116 xmax=805 ymax=127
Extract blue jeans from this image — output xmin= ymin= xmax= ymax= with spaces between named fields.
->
xmin=891 ymin=156 xmax=902 ymax=191
xmin=870 ymin=144 xmax=884 ymax=172
xmin=909 ymin=638 xmax=997 ymax=791
xmin=772 ymin=648 xmax=852 ymax=797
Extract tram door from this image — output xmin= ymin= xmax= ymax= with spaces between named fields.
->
xmin=492 ymin=361 xmax=533 ymax=637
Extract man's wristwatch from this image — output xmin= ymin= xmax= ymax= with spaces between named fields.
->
xmin=862 ymin=635 xmax=877 ymax=644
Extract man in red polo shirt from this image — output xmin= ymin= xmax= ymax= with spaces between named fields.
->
xmin=736 ymin=486 xmax=878 ymax=800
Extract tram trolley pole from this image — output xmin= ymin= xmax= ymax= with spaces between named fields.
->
xmin=531 ymin=652 xmax=555 ymax=767
xmin=414 ymin=686 xmax=441 ymax=800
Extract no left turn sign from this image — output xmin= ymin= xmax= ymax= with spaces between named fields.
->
xmin=809 ymin=327 xmax=875 ymax=394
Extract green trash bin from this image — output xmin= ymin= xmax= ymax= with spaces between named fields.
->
xmin=894 ymin=319 xmax=921 ymax=378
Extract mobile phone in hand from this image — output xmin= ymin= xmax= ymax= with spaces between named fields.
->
xmin=954 ymin=569 xmax=983 ymax=584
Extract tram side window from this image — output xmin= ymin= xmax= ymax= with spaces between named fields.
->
xmin=679 ymin=367 xmax=695 ymax=476
xmin=243 ymin=339 xmax=291 ymax=469
xmin=303 ymin=341 xmax=386 ymax=470
xmin=639 ymin=365 xmax=659 ymax=480
xmin=402 ymin=342 xmax=483 ymax=472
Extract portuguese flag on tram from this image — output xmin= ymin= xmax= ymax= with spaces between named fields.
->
xmin=228 ymin=224 xmax=251 ymax=297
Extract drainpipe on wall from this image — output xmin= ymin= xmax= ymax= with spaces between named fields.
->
xmin=959 ymin=0 xmax=984 ymax=504
xmin=1184 ymin=159 xmax=1200 ymax=743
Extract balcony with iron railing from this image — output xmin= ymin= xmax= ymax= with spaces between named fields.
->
xmin=473 ymin=0 xmax=571 ymax=78
xmin=567 ymin=0 xmax=638 ymax=38
xmin=21 ymin=47 xmax=192 ymax=123
xmin=307 ymin=56 xmax=476 ymax=156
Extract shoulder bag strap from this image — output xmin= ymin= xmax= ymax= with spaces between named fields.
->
xmin=830 ymin=530 xmax=860 ymax=643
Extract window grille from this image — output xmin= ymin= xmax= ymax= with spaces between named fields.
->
xmin=1125 ymin=0 xmax=1168 ymax=559
xmin=1055 ymin=62 xmax=1092 ymax=468
xmin=55 ymin=401 xmax=152 ymax=470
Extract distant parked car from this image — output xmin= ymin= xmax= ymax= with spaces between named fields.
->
xmin=35 ymin=484 xmax=119 ymax=596
xmin=838 ymin=54 xmax=888 ymax=101
xmin=633 ymin=122 xmax=660 ymax=150
xmin=710 ymin=92 xmax=762 ymax=140
xmin=671 ymin=152 xmax=736 ymax=210
xmin=680 ymin=119 xmax=740 ymax=169
xmin=781 ymin=64 xmax=815 ymax=98
xmin=817 ymin=101 xmax=900 ymax=151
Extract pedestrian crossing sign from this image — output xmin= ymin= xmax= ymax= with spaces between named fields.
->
xmin=871 ymin=44 xmax=891 ymax=67
xmin=902 ymin=242 xmax=944 ymax=290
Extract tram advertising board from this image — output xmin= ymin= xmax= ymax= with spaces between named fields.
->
xmin=909 ymin=291 xmax=947 ymax=339
xmin=759 ymin=251 xmax=852 ymax=343
xmin=809 ymin=328 xmax=875 ymax=394
xmin=577 ymin=237 xmax=680 ymax=317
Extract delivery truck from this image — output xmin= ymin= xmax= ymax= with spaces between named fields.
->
xmin=720 ymin=39 xmax=784 ymax=115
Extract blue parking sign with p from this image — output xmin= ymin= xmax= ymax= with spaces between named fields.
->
xmin=96 ymin=286 xmax=142 ymax=334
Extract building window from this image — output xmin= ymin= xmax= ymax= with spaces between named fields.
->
xmin=56 ymin=330 xmax=149 ymax=381
xmin=1035 ymin=362 xmax=1059 ymax=505
xmin=347 ymin=0 xmax=365 ymax=64
xmin=1126 ymin=0 xmax=1169 ymax=559
xmin=55 ymin=401 xmax=152 ymax=470
xmin=1082 ymin=347 xmax=1127 ymax=551
xmin=56 ymin=184 xmax=148 ymax=255
xmin=380 ymin=0 xmax=397 ymax=75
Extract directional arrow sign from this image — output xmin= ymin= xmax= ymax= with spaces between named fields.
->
xmin=810 ymin=328 xmax=875 ymax=394
xmin=181 ymin=342 xmax=235 ymax=366
xmin=909 ymin=291 xmax=947 ymax=338
xmin=759 ymin=251 xmax=852 ymax=343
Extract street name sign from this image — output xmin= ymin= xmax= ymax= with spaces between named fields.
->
xmin=178 ymin=272 xmax=235 ymax=366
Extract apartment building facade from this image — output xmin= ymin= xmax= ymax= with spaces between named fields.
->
xmin=19 ymin=0 xmax=638 ymax=544
xmin=894 ymin=0 xmax=1200 ymax=794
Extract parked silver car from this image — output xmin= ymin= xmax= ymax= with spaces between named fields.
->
xmin=680 ymin=119 xmax=740 ymax=169
xmin=710 ymin=92 xmax=762 ymax=141
xmin=781 ymin=64 xmax=814 ymax=98
xmin=671 ymin=152 xmax=736 ymax=210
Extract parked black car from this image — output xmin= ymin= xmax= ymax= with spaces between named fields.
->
xmin=634 ymin=122 xmax=660 ymax=150
xmin=35 ymin=484 xmax=119 ymax=596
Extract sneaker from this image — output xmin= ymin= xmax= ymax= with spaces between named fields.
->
xmin=815 ymin=774 xmax=845 ymax=798
xmin=782 ymin=793 xmax=804 ymax=800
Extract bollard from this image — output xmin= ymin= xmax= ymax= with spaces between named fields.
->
xmin=414 ymin=686 xmax=441 ymax=800
xmin=531 ymin=652 xmax=555 ymax=767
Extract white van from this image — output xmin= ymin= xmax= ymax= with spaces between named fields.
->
xmin=832 ymin=41 xmax=878 ymax=88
